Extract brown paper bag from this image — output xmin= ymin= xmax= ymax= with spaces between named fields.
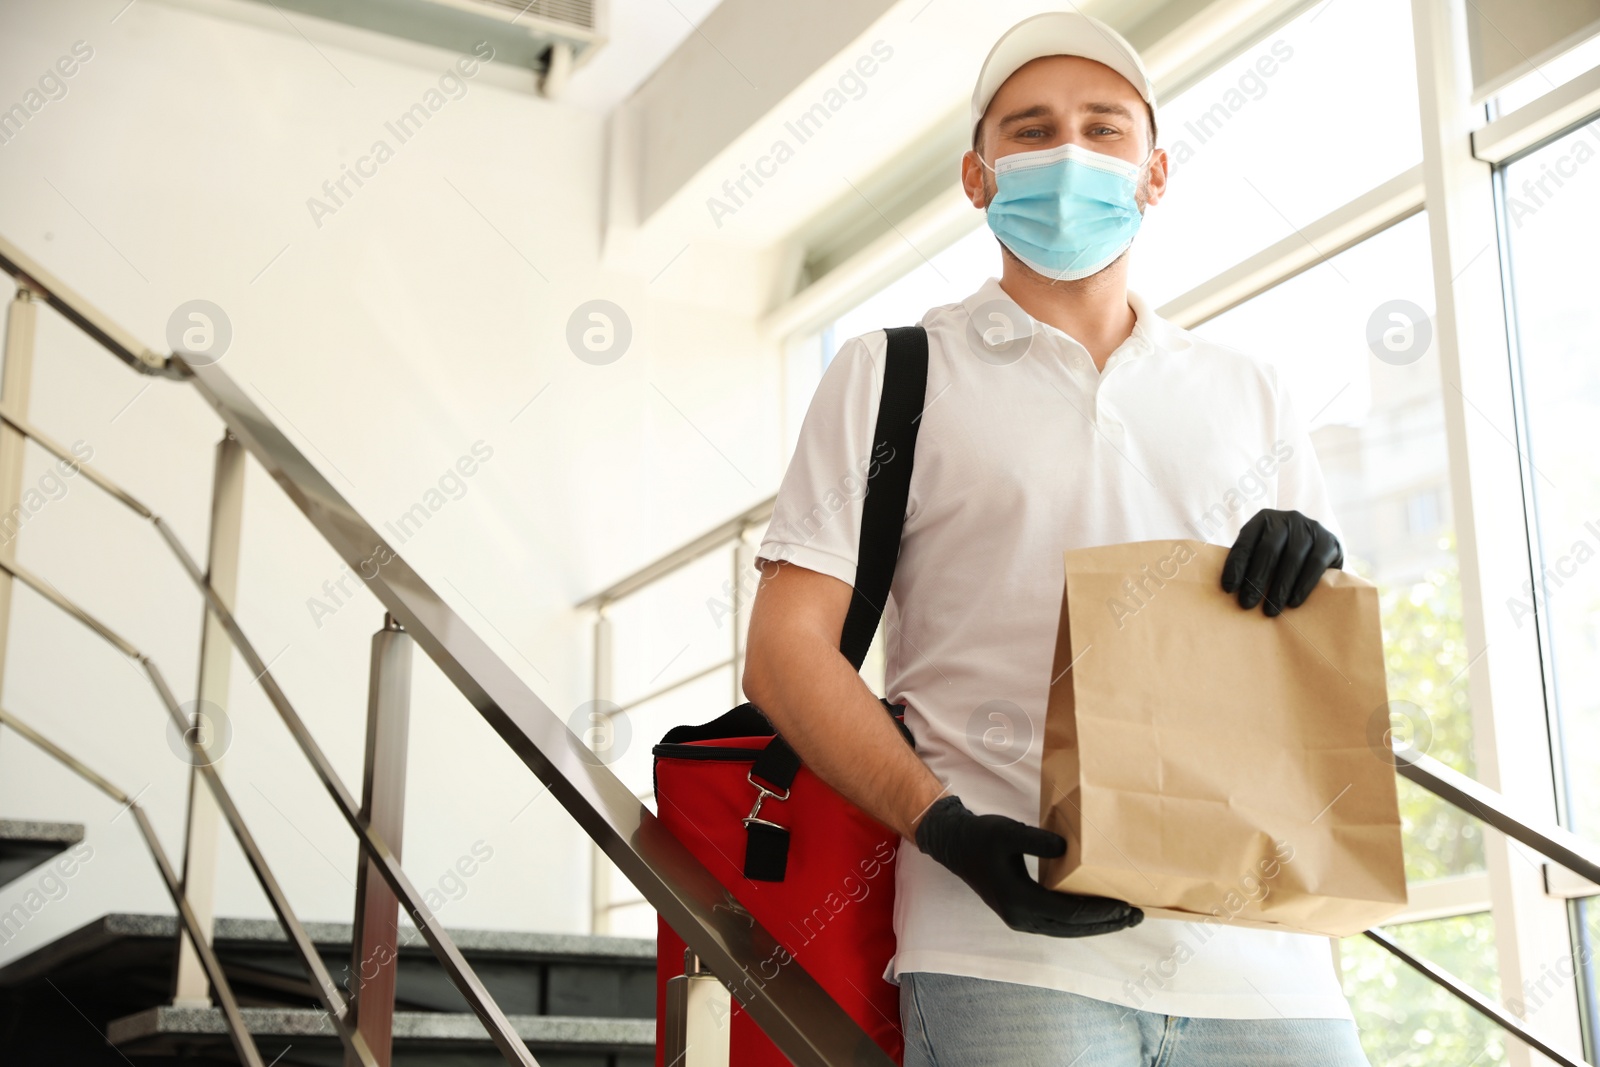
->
xmin=1038 ymin=539 xmax=1407 ymax=937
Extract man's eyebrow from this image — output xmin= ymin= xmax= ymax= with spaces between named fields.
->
xmin=995 ymin=104 xmax=1053 ymax=128
xmin=1082 ymin=101 xmax=1137 ymax=122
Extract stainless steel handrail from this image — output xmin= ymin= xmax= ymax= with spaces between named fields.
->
xmin=3 ymin=232 xmax=897 ymax=1066
xmin=576 ymin=495 xmax=774 ymax=611
xmin=0 ymin=707 xmax=267 ymax=1067
xmin=0 ymin=238 xmax=177 ymax=379
xmin=0 ymin=553 xmax=380 ymax=1067
xmin=182 ymin=318 xmax=897 ymax=1067
xmin=607 ymin=655 xmax=735 ymax=717
xmin=1395 ymin=747 xmax=1600 ymax=887
xmin=1366 ymin=927 xmax=1590 ymax=1067
xmin=1362 ymin=743 xmax=1600 ymax=1067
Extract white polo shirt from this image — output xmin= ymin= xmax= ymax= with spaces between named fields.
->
xmin=756 ymin=276 xmax=1353 ymax=1020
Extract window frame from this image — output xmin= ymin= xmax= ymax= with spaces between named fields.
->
xmin=1489 ymin=106 xmax=1600 ymax=1063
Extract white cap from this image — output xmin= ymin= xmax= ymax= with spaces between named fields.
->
xmin=970 ymin=12 xmax=1157 ymax=142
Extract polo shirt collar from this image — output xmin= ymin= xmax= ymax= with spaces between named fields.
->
xmin=1126 ymin=288 xmax=1193 ymax=354
xmin=959 ymin=277 xmax=1193 ymax=357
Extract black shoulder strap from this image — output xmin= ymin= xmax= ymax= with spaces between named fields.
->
xmin=838 ymin=325 xmax=930 ymax=670
xmin=742 ymin=325 xmax=928 ymax=881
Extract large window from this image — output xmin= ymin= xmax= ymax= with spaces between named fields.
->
xmin=794 ymin=8 xmax=1540 ymax=1066
xmin=825 ymin=224 xmax=999 ymax=365
xmin=1129 ymin=0 xmax=1422 ymax=306
xmin=1197 ymin=213 xmax=1486 ymax=897
xmin=1192 ymin=213 xmax=1495 ymax=1066
xmin=1501 ymin=114 xmax=1600 ymax=849
xmin=1501 ymin=113 xmax=1600 ymax=1044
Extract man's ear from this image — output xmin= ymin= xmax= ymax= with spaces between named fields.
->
xmin=1141 ymin=146 xmax=1170 ymax=209
xmin=961 ymin=149 xmax=992 ymax=209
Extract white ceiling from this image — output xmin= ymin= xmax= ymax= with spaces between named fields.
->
xmin=156 ymin=0 xmax=728 ymax=112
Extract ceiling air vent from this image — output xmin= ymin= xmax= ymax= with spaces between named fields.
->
xmin=463 ymin=0 xmax=595 ymax=30
xmin=245 ymin=0 xmax=606 ymax=96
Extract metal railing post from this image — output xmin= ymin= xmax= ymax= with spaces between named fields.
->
xmin=172 ymin=431 xmax=245 ymax=1006
xmin=348 ymin=613 xmax=413 ymax=1067
xmin=590 ymin=609 xmax=613 ymax=935
xmin=663 ymin=948 xmax=731 ymax=1067
xmin=0 ymin=285 xmax=38 ymax=721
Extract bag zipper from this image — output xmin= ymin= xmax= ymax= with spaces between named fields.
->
xmin=651 ymin=743 xmax=761 ymax=761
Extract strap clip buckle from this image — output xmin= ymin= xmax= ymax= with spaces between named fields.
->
xmin=743 ymin=771 xmax=790 ymax=830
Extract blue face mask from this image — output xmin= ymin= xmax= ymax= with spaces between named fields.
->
xmin=980 ymin=142 xmax=1151 ymax=281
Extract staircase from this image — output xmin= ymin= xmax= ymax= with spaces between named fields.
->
xmin=0 ymin=912 xmax=655 ymax=1066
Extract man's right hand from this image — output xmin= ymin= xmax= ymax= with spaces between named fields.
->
xmin=915 ymin=795 xmax=1144 ymax=938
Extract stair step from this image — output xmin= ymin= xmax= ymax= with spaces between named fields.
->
xmin=0 ymin=817 xmax=84 ymax=890
xmin=24 ymin=910 xmax=655 ymax=958
xmin=1 ymin=913 xmax=660 ymax=1065
xmin=109 ymin=1005 xmax=654 ymax=1063
xmin=1 ymin=913 xmax=656 ymax=1014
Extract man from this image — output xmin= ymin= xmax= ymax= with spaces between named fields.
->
xmin=741 ymin=11 xmax=1361 ymax=1067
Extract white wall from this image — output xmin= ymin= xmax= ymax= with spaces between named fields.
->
xmin=0 ymin=0 xmax=786 ymax=964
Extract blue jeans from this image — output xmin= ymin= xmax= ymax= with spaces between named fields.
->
xmin=899 ymin=971 xmax=1372 ymax=1067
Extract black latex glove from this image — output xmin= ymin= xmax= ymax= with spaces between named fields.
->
xmin=1221 ymin=508 xmax=1344 ymax=616
xmin=914 ymin=795 xmax=1143 ymax=937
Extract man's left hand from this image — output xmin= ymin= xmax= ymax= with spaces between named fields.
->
xmin=1220 ymin=508 xmax=1344 ymax=616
